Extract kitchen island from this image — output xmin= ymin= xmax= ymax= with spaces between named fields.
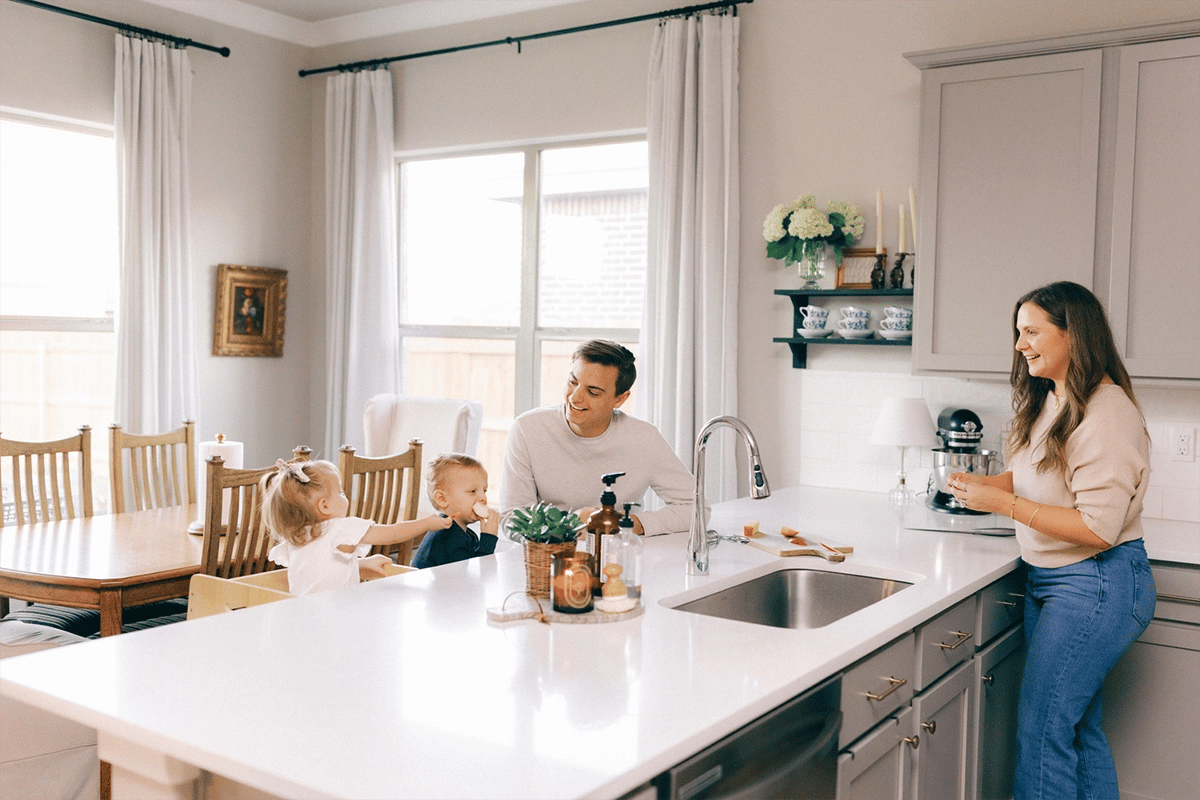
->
xmin=0 ymin=485 xmax=1159 ymax=799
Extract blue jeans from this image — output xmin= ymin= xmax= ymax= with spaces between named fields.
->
xmin=1015 ymin=540 xmax=1155 ymax=800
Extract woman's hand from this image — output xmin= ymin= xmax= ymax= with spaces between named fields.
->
xmin=946 ymin=472 xmax=1011 ymax=516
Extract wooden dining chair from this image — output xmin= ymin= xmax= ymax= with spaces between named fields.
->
xmin=201 ymin=446 xmax=310 ymax=580
xmin=108 ymin=420 xmax=196 ymax=513
xmin=338 ymin=439 xmax=423 ymax=565
xmin=0 ymin=426 xmax=93 ymax=528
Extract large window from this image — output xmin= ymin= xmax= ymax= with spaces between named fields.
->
xmin=398 ymin=139 xmax=648 ymax=493
xmin=0 ymin=112 xmax=119 ymax=514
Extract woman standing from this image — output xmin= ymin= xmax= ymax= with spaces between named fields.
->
xmin=947 ymin=281 xmax=1154 ymax=800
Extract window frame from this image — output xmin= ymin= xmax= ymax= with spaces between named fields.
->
xmin=395 ymin=131 xmax=647 ymax=417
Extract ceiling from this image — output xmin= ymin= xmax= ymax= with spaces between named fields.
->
xmin=143 ymin=0 xmax=588 ymax=47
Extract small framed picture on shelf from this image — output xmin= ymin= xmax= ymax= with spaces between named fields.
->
xmin=213 ymin=264 xmax=287 ymax=357
xmin=836 ymin=248 xmax=883 ymax=289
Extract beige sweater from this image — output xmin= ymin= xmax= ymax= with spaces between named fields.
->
xmin=1010 ymin=384 xmax=1149 ymax=568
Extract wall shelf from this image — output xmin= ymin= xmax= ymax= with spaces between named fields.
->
xmin=774 ymin=287 xmax=914 ymax=368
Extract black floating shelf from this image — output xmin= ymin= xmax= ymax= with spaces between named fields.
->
xmin=774 ymin=287 xmax=915 ymax=368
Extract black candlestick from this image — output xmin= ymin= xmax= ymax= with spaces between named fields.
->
xmin=891 ymin=253 xmax=909 ymax=289
xmin=871 ymin=254 xmax=887 ymax=289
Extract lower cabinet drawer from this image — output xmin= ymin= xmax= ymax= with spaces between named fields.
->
xmin=841 ymin=633 xmax=915 ymax=748
xmin=915 ymin=596 xmax=977 ymax=691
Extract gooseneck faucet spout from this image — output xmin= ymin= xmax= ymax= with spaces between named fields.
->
xmin=689 ymin=415 xmax=771 ymax=576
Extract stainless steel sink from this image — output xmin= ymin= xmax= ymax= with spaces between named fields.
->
xmin=671 ymin=569 xmax=913 ymax=629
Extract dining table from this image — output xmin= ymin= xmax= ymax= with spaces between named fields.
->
xmin=0 ymin=504 xmax=202 ymax=636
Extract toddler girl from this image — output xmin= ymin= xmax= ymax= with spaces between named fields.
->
xmin=262 ymin=459 xmax=451 ymax=595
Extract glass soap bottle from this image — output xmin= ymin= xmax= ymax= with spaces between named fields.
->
xmin=596 ymin=503 xmax=642 ymax=613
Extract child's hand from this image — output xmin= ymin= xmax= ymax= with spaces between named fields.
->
xmin=358 ymin=554 xmax=392 ymax=581
xmin=477 ymin=505 xmax=499 ymax=536
xmin=423 ymin=514 xmax=454 ymax=532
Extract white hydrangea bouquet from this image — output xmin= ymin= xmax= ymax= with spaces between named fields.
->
xmin=763 ymin=194 xmax=866 ymax=287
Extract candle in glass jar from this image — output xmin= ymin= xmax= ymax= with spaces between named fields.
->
xmin=875 ymin=190 xmax=884 ymax=254
xmin=898 ymin=204 xmax=907 ymax=253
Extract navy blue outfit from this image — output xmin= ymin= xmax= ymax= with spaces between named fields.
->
xmin=412 ymin=520 xmax=498 ymax=569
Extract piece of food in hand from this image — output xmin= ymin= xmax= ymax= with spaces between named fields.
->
xmin=782 ymin=526 xmax=807 ymax=545
xmin=743 ymin=521 xmax=762 ymax=538
xmin=473 ymin=502 xmax=489 ymax=519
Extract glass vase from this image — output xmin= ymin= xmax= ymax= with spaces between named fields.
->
xmin=799 ymin=245 xmax=827 ymax=290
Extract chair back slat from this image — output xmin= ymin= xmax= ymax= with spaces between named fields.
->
xmin=109 ymin=421 xmax=195 ymax=513
xmin=1 ymin=427 xmax=93 ymax=527
xmin=338 ymin=439 xmax=422 ymax=565
xmin=201 ymin=446 xmax=310 ymax=580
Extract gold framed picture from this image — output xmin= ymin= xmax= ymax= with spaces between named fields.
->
xmin=213 ymin=264 xmax=287 ymax=357
xmin=835 ymin=248 xmax=885 ymax=289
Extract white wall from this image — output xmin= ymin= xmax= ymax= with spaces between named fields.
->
xmin=0 ymin=0 xmax=318 ymax=467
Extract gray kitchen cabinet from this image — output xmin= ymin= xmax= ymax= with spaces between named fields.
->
xmin=1106 ymin=37 xmax=1200 ymax=380
xmin=1101 ymin=562 xmax=1200 ymax=800
xmin=907 ymin=22 xmax=1200 ymax=381
xmin=837 ymin=707 xmax=913 ymax=800
xmin=970 ymin=624 xmax=1024 ymax=800
xmin=911 ymin=659 xmax=975 ymax=800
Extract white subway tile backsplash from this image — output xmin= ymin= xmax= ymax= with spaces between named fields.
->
xmin=799 ymin=370 xmax=1199 ymax=523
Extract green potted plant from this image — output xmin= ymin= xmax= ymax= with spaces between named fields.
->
xmin=508 ymin=502 xmax=584 ymax=598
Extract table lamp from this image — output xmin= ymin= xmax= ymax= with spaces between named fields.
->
xmin=869 ymin=397 xmax=938 ymax=506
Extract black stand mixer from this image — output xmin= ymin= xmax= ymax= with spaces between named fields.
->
xmin=928 ymin=408 xmax=1000 ymax=514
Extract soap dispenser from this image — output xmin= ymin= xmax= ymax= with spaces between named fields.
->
xmin=585 ymin=471 xmax=624 ymax=594
xmin=596 ymin=502 xmax=641 ymax=613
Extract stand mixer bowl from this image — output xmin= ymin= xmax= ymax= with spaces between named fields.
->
xmin=931 ymin=449 xmax=1001 ymax=509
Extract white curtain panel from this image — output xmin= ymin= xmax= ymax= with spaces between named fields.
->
xmin=113 ymin=35 xmax=200 ymax=433
xmin=324 ymin=69 xmax=401 ymax=458
xmin=644 ymin=13 xmax=741 ymax=502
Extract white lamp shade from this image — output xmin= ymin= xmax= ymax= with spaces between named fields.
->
xmin=869 ymin=397 xmax=938 ymax=447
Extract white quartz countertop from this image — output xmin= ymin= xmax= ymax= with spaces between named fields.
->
xmin=0 ymin=487 xmax=1048 ymax=800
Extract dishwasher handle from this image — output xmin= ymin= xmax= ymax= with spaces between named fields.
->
xmin=688 ymin=709 xmax=842 ymax=800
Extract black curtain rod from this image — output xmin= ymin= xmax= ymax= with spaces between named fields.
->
xmin=298 ymin=0 xmax=751 ymax=78
xmin=10 ymin=0 xmax=231 ymax=57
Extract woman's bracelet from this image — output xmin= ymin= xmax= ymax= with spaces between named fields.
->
xmin=1010 ymin=494 xmax=1018 ymax=520
xmin=1027 ymin=504 xmax=1043 ymax=529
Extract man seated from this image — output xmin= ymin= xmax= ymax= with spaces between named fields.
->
xmin=500 ymin=339 xmax=694 ymax=536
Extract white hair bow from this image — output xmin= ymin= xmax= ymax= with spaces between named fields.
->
xmin=274 ymin=459 xmax=310 ymax=483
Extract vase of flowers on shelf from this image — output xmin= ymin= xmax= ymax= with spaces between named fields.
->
xmin=763 ymin=195 xmax=865 ymax=289
xmin=508 ymin=502 xmax=585 ymax=598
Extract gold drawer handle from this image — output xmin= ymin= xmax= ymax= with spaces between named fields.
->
xmin=864 ymin=676 xmax=907 ymax=702
xmin=937 ymin=630 xmax=973 ymax=651
xmin=921 ymin=721 xmax=936 ymax=735
xmin=904 ymin=735 xmax=920 ymax=749
xmin=997 ymin=600 xmax=1019 ymax=608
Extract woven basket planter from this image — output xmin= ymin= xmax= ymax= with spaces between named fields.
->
xmin=523 ymin=540 xmax=577 ymax=598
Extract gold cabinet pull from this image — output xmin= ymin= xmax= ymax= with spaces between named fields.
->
xmin=997 ymin=600 xmax=1019 ymax=608
xmin=904 ymin=735 xmax=920 ymax=749
xmin=864 ymin=676 xmax=907 ymax=701
xmin=921 ymin=720 xmax=937 ymax=734
xmin=982 ymin=674 xmax=995 ymax=685
xmin=937 ymin=630 xmax=973 ymax=651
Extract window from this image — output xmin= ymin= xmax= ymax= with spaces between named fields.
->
xmin=398 ymin=139 xmax=648 ymax=493
xmin=0 ymin=111 xmax=119 ymax=513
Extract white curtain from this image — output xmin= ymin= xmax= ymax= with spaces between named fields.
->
xmin=324 ymin=69 xmax=400 ymax=458
xmin=644 ymin=13 xmax=740 ymax=501
xmin=113 ymin=35 xmax=200 ymax=433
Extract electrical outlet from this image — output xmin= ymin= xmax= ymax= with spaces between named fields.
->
xmin=1169 ymin=424 xmax=1196 ymax=462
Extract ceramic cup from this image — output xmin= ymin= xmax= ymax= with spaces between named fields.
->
xmin=884 ymin=306 xmax=914 ymax=321
xmin=801 ymin=316 xmax=827 ymax=329
xmin=837 ymin=317 xmax=870 ymax=331
xmin=880 ymin=317 xmax=912 ymax=331
xmin=840 ymin=306 xmax=870 ymax=320
xmin=800 ymin=305 xmax=829 ymax=321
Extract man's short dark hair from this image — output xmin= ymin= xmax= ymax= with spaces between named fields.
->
xmin=572 ymin=339 xmax=636 ymax=396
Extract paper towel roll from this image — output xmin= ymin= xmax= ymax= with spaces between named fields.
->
xmin=189 ymin=437 xmax=244 ymax=533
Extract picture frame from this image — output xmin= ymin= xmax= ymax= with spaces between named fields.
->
xmin=835 ymin=248 xmax=885 ymax=289
xmin=213 ymin=264 xmax=287 ymax=357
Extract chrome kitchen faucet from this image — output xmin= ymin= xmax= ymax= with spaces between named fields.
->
xmin=688 ymin=416 xmax=771 ymax=575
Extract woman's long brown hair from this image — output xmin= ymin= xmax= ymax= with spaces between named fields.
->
xmin=1007 ymin=282 xmax=1140 ymax=474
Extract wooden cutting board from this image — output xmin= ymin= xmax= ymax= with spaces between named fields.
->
xmin=746 ymin=530 xmax=854 ymax=561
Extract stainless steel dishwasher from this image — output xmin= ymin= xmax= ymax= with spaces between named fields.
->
xmin=658 ymin=676 xmax=841 ymax=800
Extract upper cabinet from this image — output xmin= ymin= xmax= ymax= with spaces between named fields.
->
xmin=906 ymin=22 xmax=1200 ymax=382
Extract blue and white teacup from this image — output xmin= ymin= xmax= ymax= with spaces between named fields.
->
xmin=884 ymin=306 xmax=914 ymax=322
xmin=836 ymin=316 xmax=870 ymax=331
xmin=880 ymin=317 xmax=912 ymax=331
xmin=839 ymin=306 xmax=870 ymax=320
